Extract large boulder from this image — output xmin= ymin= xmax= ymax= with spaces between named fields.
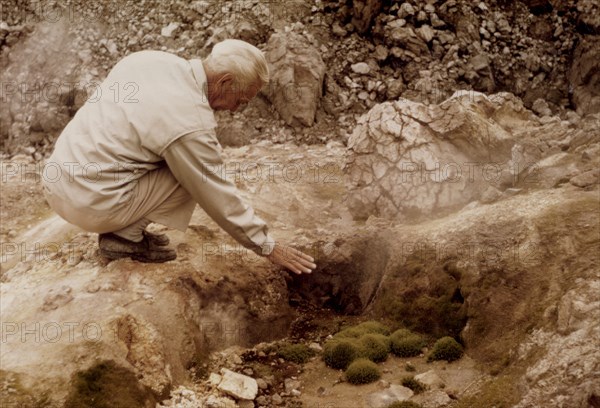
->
xmin=345 ymin=92 xmax=533 ymax=221
xmin=263 ymin=32 xmax=326 ymax=127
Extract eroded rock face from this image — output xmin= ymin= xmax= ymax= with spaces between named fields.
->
xmin=263 ymin=32 xmax=326 ymax=127
xmin=351 ymin=0 xmax=383 ymax=33
xmin=516 ymin=279 xmax=600 ymax=407
xmin=569 ymin=35 xmax=600 ymax=116
xmin=346 ymin=92 xmax=528 ymax=221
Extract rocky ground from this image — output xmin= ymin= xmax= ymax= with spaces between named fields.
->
xmin=1 ymin=0 xmax=599 ymax=407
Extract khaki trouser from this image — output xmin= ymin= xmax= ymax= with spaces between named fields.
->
xmin=44 ymin=166 xmax=196 ymax=240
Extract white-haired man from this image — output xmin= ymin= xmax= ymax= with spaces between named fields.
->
xmin=43 ymin=39 xmax=316 ymax=274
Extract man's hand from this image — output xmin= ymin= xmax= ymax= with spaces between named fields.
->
xmin=266 ymin=243 xmax=316 ymax=274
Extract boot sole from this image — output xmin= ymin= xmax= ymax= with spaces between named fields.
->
xmin=99 ymin=249 xmax=177 ymax=263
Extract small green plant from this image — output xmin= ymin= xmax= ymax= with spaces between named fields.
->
xmin=390 ymin=328 xmax=414 ymax=339
xmin=405 ymin=362 xmax=416 ymax=372
xmin=386 ymin=402 xmax=423 ymax=408
xmin=428 ymin=336 xmax=464 ymax=362
xmin=345 ymin=358 xmax=381 ymax=385
xmin=277 ymin=343 xmax=314 ymax=364
xmin=323 ymin=339 xmax=361 ymax=369
xmin=390 ymin=329 xmax=426 ymax=357
xmin=360 ymin=334 xmax=390 ymax=363
xmin=401 ymin=376 xmax=427 ymax=394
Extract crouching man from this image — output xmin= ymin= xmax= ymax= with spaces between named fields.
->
xmin=42 ymin=39 xmax=316 ymax=274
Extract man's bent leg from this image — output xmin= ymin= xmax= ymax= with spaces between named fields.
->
xmin=114 ymin=166 xmax=196 ymax=234
xmin=99 ymin=166 xmax=195 ymax=263
xmin=112 ymin=218 xmax=151 ymax=242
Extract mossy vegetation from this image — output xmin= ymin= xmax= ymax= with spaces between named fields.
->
xmin=323 ymin=320 xmax=396 ymax=368
xmin=372 ymin=249 xmax=468 ymax=339
xmin=323 ymin=321 xmax=429 ymax=370
xmin=390 ymin=329 xmax=426 ymax=357
xmin=323 ymin=338 xmax=362 ymax=369
xmin=277 ymin=343 xmax=315 ymax=364
xmin=428 ymin=336 xmax=464 ymax=362
xmin=345 ymin=358 xmax=381 ymax=385
xmin=360 ymin=333 xmax=390 ymax=362
xmin=64 ymin=360 xmax=157 ymax=408
xmin=401 ymin=376 xmax=427 ymax=394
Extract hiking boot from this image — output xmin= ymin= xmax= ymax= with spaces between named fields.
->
xmin=143 ymin=230 xmax=170 ymax=246
xmin=98 ymin=232 xmax=176 ymax=263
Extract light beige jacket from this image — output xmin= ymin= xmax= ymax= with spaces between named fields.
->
xmin=44 ymin=50 xmax=275 ymax=255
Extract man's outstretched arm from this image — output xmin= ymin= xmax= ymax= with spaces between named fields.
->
xmin=163 ymin=130 xmax=316 ymax=274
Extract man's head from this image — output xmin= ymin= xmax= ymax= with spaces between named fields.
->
xmin=203 ymin=39 xmax=269 ymax=112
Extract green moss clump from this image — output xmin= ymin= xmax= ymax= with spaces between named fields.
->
xmin=428 ymin=336 xmax=464 ymax=362
xmin=390 ymin=329 xmax=426 ymax=357
xmin=277 ymin=343 xmax=315 ymax=364
xmin=401 ymin=376 xmax=427 ymax=394
xmin=64 ymin=360 xmax=156 ymax=408
xmin=360 ymin=334 xmax=390 ymax=363
xmin=345 ymin=358 xmax=381 ymax=385
xmin=386 ymin=402 xmax=423 ymax=408
xmin=390 ymin=328 xmax=414 ymax=339
xmin=355 ymin=321 xmax=391 ymax=335
xmin=323 ymin=339 xmax=361 ymax=369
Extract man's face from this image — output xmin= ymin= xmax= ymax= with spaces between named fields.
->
xmin=210 ymin=75 xmax=261 ymax=112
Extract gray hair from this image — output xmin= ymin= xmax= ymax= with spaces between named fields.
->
xmin=204 ymin=39 xmax=269 ymax=90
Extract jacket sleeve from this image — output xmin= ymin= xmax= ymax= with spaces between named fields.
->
xmin=163 ymin=130 xmax=276 ymax=256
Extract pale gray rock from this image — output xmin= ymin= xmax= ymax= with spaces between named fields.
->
xmin=208 ymin=373 xmax=222 ymax=386
xmin=161 ymin=22 xmax=180 ymax=37
xmin=365 ymin=385 xmax=413 ymax=408
xmin=205 ymin=395 xmax=237 ymax=408
xmin=415 ymin=370 xmax=445 ymax=388
xmin=351 ymin=62 xmax=371 ymax=74
xmin=416 ymin=25 xmax=435 ymax=43
xmin=570 ymin=169 xmax=600 ymax=188
xmin=373 ymin=44 xmax=389 ymax=61
xmin=532 ymin=98 xmax=552 ymax=117
xmin=217 ymin=369 xmax=258 ymax=400
xmin=256 ymin=378 xmax=268 ymax=389
xmin=389 ymin=27 xmax=429 ymax=55
xmin=284 ymin=378 xmax=301 ymax=393
xmin=412 ymin=390 xmax=452 ymax=407
xmin=271 ymin=393 xmax=283 ymax=405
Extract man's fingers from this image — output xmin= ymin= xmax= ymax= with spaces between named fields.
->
xmin=294 ymin=258 xmax=313 ymax=274
xmin=284 ymin=260 xmax=302 ymax=275
xmin=287 ymin=247 xmax=315 ymax=263
xmin=269 ymin=244 xmax=317 ymax=274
